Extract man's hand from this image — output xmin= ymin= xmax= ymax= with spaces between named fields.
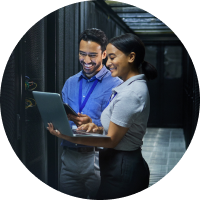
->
xmin=67 ymin=113 xmax=92 ymax=127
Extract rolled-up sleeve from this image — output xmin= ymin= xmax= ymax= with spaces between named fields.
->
xmin=110 ymin=92 xmax=143 ymax=128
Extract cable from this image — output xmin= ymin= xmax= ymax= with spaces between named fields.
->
xmin=25 ymin=98 xmax=36 ymax=109
xmin=25 ymin=81 xmax=29 ymax=90
xmin=25 ymin=77 xmax=37 ymax=91
xmin=25 ymin=76 xmax=30 ymax=79
xmin=28 ymin=81 xmax=37 ymax=91
xmin=25 ymin=99 xmax=32 ymax=109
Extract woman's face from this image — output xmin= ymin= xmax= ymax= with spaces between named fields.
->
xmin=106 ymin=43 xmax=134 ymax=81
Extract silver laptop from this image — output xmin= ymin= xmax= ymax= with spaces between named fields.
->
xmin=32 ymin=91 xmax=109 ymax=138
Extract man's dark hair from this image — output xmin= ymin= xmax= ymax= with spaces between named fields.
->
xmin=79 ymin=28 xmax=108 ymax=52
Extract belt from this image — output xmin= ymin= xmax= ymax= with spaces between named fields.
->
xmin=63 ymin=146 xmax=99 ymax=152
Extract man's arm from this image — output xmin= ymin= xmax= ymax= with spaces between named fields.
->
xmin=68 ymin=113 xmax=92 ymax=127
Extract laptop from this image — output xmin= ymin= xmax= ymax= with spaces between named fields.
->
xmin=32 ymin=91 xmax=109 ymax=138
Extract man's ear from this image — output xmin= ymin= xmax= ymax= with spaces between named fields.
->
xmin=102 ymin=50 xmax=107 ymax=59
xmin=128 ymin=52 xmax=136 ymax=63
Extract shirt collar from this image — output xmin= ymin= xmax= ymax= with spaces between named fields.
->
xmin=112 ymin=74 xmax=146 ymax=93
xmin=78 ymin=65 xmax=108 ymax=82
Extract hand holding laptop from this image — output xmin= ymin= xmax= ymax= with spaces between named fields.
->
xmin=47 ymin=122 xmax=65 ymax=139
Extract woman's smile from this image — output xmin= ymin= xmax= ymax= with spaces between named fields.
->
xmin=109 ymin=66 xmax=117 ymax=73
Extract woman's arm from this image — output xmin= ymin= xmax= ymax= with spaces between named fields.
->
xmin=47 ymin=122 xmax=128 ymax=148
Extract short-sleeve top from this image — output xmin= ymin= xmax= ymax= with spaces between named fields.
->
xmin=101 ymin=74 xmax=150 ymax=151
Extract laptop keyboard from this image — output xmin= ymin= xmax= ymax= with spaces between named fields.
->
xmin=72 ymin=129 xmax=90 ymax=135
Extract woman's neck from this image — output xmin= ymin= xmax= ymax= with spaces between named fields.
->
xmin=122 ymin=69 xmax=140 ymax=82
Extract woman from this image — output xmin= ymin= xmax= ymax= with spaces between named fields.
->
xmin=48 ymin=33 xmax=157 ymax=199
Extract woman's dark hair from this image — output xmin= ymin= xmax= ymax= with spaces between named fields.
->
xmin=79 ymin=28 xmax=108 ymax=53
xmin=109 ymin=33 xmax=157 ymax=80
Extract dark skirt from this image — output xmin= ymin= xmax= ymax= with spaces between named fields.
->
xmin=96 ymin=148 xmax=150 ymax=199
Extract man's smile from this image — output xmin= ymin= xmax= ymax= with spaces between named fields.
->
xmin=83 ymin=63 xmax=94 ymax=69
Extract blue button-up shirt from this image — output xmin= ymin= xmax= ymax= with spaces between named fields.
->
xmin=61 ymin=66 xmax=122 ymax=147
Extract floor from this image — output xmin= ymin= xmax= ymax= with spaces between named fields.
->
xmin=142 ymin=128 xmax=186 ymax=187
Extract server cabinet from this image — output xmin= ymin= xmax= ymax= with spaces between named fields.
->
xmin=145 ymin=42 xmax=184 ymax=128
xmin=1 ymin=18 xmax=48 ymax=184
xmin=1 ymin=46 xmax=20 ymax=158
xmin=162 ymin=45 xmax=183 ymax=127
xmin=183 ymin=52 xmax=200 ymax=148
xmin=144 ymin=45 xmax=160 ymax=126
xmin=23 ymin=19 xmax=47 ymax=182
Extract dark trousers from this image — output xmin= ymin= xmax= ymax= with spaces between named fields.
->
xmin=97 ymin=148 xmax=150 ymax=199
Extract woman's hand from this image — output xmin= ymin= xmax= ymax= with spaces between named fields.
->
xmin=77 ymin=123 xmax=103 ymax=134
xmin=68 ymin=113 xmax=92 ymax=127
xmin=47 ymin=123 xmax=64 ymax=139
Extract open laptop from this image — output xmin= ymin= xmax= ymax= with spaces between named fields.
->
xmin=32 ymin=91 xmax=109 ymax=138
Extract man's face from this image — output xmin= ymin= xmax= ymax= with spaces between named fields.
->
xmin=79 ymin=40 xmax=106 ymax=78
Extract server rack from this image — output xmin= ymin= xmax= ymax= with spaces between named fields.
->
xmin=1 ymin=18 xmax=48 ymax=183
xmin=23 ymin=19 xmax=47 ymax=182
xmin=183 ymin=52 xmax=200 ymax=148
xmin=1 ymin=44 xmax=21 ymax=158
xmin=144 ymin=40 xmax=184 ymax=128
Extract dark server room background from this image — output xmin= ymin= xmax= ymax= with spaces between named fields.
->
xmin=1 ymin=0 xmax=200 ymax=199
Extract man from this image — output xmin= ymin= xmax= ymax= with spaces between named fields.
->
xmin=60 ymin=28 xmax=122 ymax=198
